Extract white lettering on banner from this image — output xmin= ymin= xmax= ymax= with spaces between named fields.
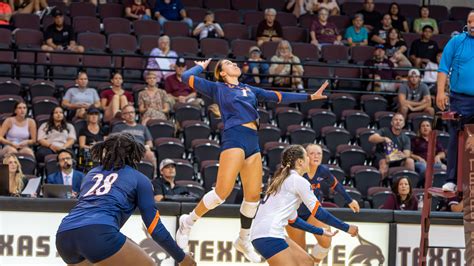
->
xmin=187 ymin=218 xmax=389 ymax=265
xmin=0 ymin=211 xmax=176 ymax=266
xmin=397 ymin=224 xmax=465 ymax=266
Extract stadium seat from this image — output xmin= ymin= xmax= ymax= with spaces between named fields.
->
xmin=174 ymin=180 xmax=206 ymax=199
xmin=439 ymin=20 xmax=464 ymax=35
xmin=282 ymin=26 xmax=307 ymax=42
xmin=257 ymin=123 xmax=280 ymax=150
xmin=432 ymin=170 xmax=447 ymax=188
xmin=214 ymin=9 xmax=241 ymax=24
xmin=29 ymin=80 xmax=56 ymax=98
xmin=108 ymin=33 xmax=137 ymax=53
xmin=103 ymin=17 xmax=132 ymax=35
xmin=77 ymin=32 xmax=107 ymax=52
xmin=277 ymin=13 xmax=298 ymax=26
xmin=257 ymin=107 xmax=271 ymax=124
xmin=17 ymin=153 xmax=37 ymax=175
xmin=334 ymin=187 xmax=363 ymax=208
xmin=200 ymin=38 xmax=230 ymax=58
xmin=373 ymin=3 xmax=390 ymax=14
xmin=374 ymin=111 xmax=395 ymax=129
xmin=49 ymin=52 xmax=82 ymax=84
xmin=182 ymin=120 xmax=211 ymax=151
xmin=44 ymin=154 xmax=59 ymax=177
xmin=328 ymin=15 xmax=350 ymax=32
xmin=350 ymin=46 xmax=375 ymax=64
xmin=388 ymin=167 xmax=420 ymax=188
xmin=201 ymin=160 xmax=219 ymax=192
xmin=291 ymin=42 xmax=319 ymax=62
xmin=336 ymin=144 xmax=366 ymax=175
xmin=191 ymin=139 xmax=221 ymax=166
xmin=341 ymin=2 xmax=362 ymax=16
xmin=298 ymin=13 xmax=315 ymax=29
xmin=147 ymin=119 xmax=175 ymax=140
xmin=287 ymin=125 xmax=316 ymax=145
xmin=204 ymin=0 xmax=231 ymax=10
xmin=327 ymin=164 xmax=346 ymax=184
xmin=32 ymin=96 xmax=59 ymax=117
xmin=133 ymin=20 xmax=161 ymax=37
xmin=370 ymin=189 xmax=392 ymax=209
xmin=450 ymin=6 xmax=472 ymax=21
xmin=171 ymin=36 xmax=199 ymax=57
xmin=12 ymin=13 xmax=40 ymax=30
xmin=83 ymin=54 xmax=113 ymax=80
xmin=275 ymin=107 xmax=303 ymax=136
xmin=360 ymin=94 xmax=388 ymax=122
xmin=399 ymin=4 xmax=419 ymax=20
xmin=73 ymin=16 xmax=101 ymax=34
xmin=14 ymin=29 xmax=43 ymax=49
xmin=321 ymin=45 xmax=349 ymax=63
xmin=186 ymin=7 xmax=207 ymax=23
xmin=0 ymin=51 xmax=13 ymax=76
xmin=401 ymin=32 xmax=418 ymax=49
xmin=154 ymin=137 xmax=185 ymax=165
xmin=175 ymin=104 xmax=202 ymax=125
xmin=333 ymin=66 xmax=361 ymax=90
xmin=341 ymin=109 xmax=371 ymax=139
xmin=137 ymin=160 xmax=154 ymax=179
xmin=163 ymin=21 xmax=189 ymax=37
xmin=69 ymin=2 xmax=96 ymax=17
xmin=223 ymin=24 xmax=249 ymax=42
xmin=0 ymin=79 xmax=21 ymax=96
xmin=428 ymin=5 xmax=449 ymax=21
xmin=302 ymin=64 xmax=329 ymax=88
xmin=173 ymin=159 xmax=195 ymax=181
xmin=321 ymin=126 xmax=351 ymax=157
xmin=264 ymin=141 xmax=288 ymax=173
xmin=308 ymin=108 xmax=336 ymax=140
xmin=231 ymin=0 xmax=257 ymax=10
xmin=98 ymin=3 xmax=124 ymax=19
xmin=259 ymin=0 xmax=286 ymax=11
xmin=139 ymin=35 xmax=160 ymax=55
xmin=432 ymin=34 xmax=451 ymax=49
xmin=408 ymin=112 xmax=434 ymax=131
xmin=0 ymin=95 xmax=22 ymax=114
xmin=351 ymin=165 xmax=381 ymax=198
xmin=329 ymin=93 xmax=357 ymax=121
xmin=0 ymin=28 xmax=11 ymax=48
xmin=436 ymin=131 xmax=449 ymax=151
xmin=243 ymin=11 xmax=264 ymax=26
xmin=299 ymin=98 xmax=327 ymax=118
xmin=182 ymin=0 xmax=203 ymax=8
xmin=356 ymin=127 xmax=377 ymax=159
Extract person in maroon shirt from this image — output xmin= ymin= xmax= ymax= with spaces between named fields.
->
xmin=411 ymin=120 xmax=446 ymax=187
xmin=310 ymin=7 xmax=342 ymax=49
xmin=363 ymin=44 xmax=399 ymax=92
xmin=382 ymin=176 xmax=418 ymax=210
xmin=164 ymin=57 xmax=203 ymax=107
xmin=100 ymin=72 xmax=134 ymax=123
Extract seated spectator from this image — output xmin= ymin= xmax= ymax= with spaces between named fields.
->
xmin=306 ymin=0 xmax=340 ymax=16
xmin=111 ymin=105 xmax=156 ymax=173
xmin=387 ymin=2 xmax=409 ymax=33
xmin=41 ymin=9 xmax=84 ymax=53
xmin=2 ymin=153 xmax=27 ymax=197
xmin=269 ymin=40 xmax=304 ymax=89
xmin=125 ymin=0 xmax=152 ymax=21
xmin=36 ymin=106 xmax=76 ymax=163
xmin=310 ymin=7 xmax=342 ymax=49
xmin=78 ymin=107 xmax=105 ymax=151
xmin=153 ymin=0 xmax=192 ymax=28
xmin=100 ymin=72 xmax=134 ymax=123
xmin=152 ymin=159 xmax=191 ymax=202
xmin=447 ymin=196 xmax=463 ymax=212
xmin=138 ymin=72 xmax=170 ymax=125
xmin=13 ymin=0 xmax=52 ymax=17
xmin=382 ymin=176 xmax=418 ymax=210
xmin=368 ymin=113 xmax=415 ymax=181
xmin=370 ymin=14 xmax=392 ymax=45
xmin=410 ymin=25 xmax=439 ymax=68
xmin=422 ymin=50 xmax=442 ymax=86
xmin=357 ymin=0 xmax=381 ymax=32
xmin=413 ymin=5 xmax=439 ymax=35
xmin=398 ymin=68 xmax=434 ymax=118
xmin=145 ymin=35 xmax=177 ymax=84
xmin=46 ymin=149 xmax=84 ymax=197
xmin=0 ymin=0 xmax=12 ymax=29
xmin=385 ymin=28 xmax=411 ymax=67
xmin=411 ymin=120 xmax=446 ymax=187
xmin=345 ymin=13 xmax=368 ymax=47
xmin=363 ymin=44 xmax=398 ymax=92
xmin=241 ymin=46 xmax=269 ymax=85
xmin=62 ymin=71 xmax=101 ymax=119
xmin=164 ymin=57 xmax=203 ymax=107
xmin=256 ymin=8 xmax=283 ymax=47
xmin=0 ymin=102 xmax=36 ymax=157
xmin=192 ymin=11 xmax=224 ymax=40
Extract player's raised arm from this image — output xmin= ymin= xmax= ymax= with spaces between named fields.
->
xmin=181 ymin=58 xmax=217 ymax=98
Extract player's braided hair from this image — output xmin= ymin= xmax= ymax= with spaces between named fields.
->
xmin=266 ymin=145 xmax=306 ymax=196
xmin=90 ymin=132 xmax=145 ymax=170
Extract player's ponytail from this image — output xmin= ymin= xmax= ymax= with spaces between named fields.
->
xmin=213 ymin=59 xmax=226 ymax=82
xmin=266 ymin=145 xmax=306 ymax=196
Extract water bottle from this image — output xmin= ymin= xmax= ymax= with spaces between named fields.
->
xmin=418 ymin=194 xmax=424 ymax=210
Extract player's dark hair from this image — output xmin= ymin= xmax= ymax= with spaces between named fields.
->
xmin=91 ymin=132 xmax=145 ymax=170
xmin=266 ymin=145 xmax=306 ymax=196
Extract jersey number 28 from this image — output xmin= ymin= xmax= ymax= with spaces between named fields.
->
xmin=84 ymin=173 xmax=118 ymax=196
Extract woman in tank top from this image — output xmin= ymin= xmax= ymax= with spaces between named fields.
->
xmin=0 ymin=102 xmax=37 ymax=157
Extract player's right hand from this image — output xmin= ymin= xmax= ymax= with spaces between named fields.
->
xmin=436 ymin=91 xmax=448 ymax=111
xmin=179 ymin=253 xmax=197 ymax=266
xmin=323 ymin=229 xmax=339 ymax=238
xmin=194 ymin=58 xmax=212 ymax=70
xmin=347 ymin=225 xmax=358 ymax=237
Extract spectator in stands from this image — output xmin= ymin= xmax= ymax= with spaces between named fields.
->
xmin=152 ymin=159 xmax=191 ymax=202
xmin=62 ymin=71 xmax=101 ymax=120
xmin=310 ymin=8 xmax=342 ymax=49
xmin=345 ymin=13 xmax=368 ymax=47
xmin=41 ymin=9 xmax=84 ymax=53
xmin=413 ymin=6 xmax=439 ymax=35
xmin=422 ymin=50 xmax=442 ymax=87
xmin=411 ymin=120 xmax=446 ymax=187
xmin=269 ymin=40 xmax=304 ymax=89
xmin=192 ymin=10 xmax=224 ymax=41
xmin=100 ymin=72 xmax=134 ymax=123
xmin=0 ymin=102 xmax=36 ymax=157
xmin=410 ymin=25 xmax=439 ymax=68
xmin=241 ymin=46 xmax=270 ymax=85
xmin=2 ymin=153 xmax=25 ymax=196
xmin=387 ymin=2 xmax=409 ymax=33
xmin=363 ymin=44 xmax=398 ymax=92
xmin=145 ymin=35 xmax=177 ymax=84
xmin=382 ymin=176 xmax=418 ymax=210
xmin=0 ymin=0 xmax=12 ymax=29
xmin=36 ymin=106 xmax=76 ymax=163
xmin=256 ymin=8 xmax=283 ymax=47
xmin=112 ymin=104 xmax=156 ymax=173
xmin=370 ymin=13 xmax=392 ymax=45
xmin=306 ymin=0 xmax=340 ymax=16
xmin=368 ymin=113 xmax=415 ymax=181
xmin=12 ymin=0 xmax=52 ymax=17
xmin=78 ymin=107 xmax=105 ymax=151
xmin=385 ymin=28 xmax=411 ymax=67
xmin=138 ymin=72 xmax=170 ymax=125
xmin=46 ymin=149 xmax=84 ymax=197
xmin=153 ymin=0 xmax=192 ymax=28
xmin=398 ymin=68 xmax=434 ymax=119
xmin=446 ymin=196 xmax=463 ymax=212
xmin=357 ymin=0 xmax=381 ymax=32
xmin=164 ymin=57 xmax=203 ymax=107
xmin=125 ymin=0 xmax=151 ymax=21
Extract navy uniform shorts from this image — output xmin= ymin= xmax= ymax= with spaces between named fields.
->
xmin=56 ymin=224 xmax=127 ymax=264
xmin=252 ymin=237 xmax=289 ymax=259
xmin=221 ymin=125 xmax=260 ymax=158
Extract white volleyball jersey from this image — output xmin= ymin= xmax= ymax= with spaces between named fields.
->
xmin=250 ymin=170 xmax=320 ymax=240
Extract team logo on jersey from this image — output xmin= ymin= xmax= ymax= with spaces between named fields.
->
xmin=348 ymin=234 xmax=385 ymax=265
xmin=139 ymin=226 xmax=170 ymax=265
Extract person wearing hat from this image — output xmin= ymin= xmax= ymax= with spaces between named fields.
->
xmin=62 ymin=71 xmax=101 ymax=120
xmin=145 ymin=35 xmax=178 ymax=84
xmin=398 ymin=68 xmax=434 ymax=119
xmin=241 ymin=46 xmax=269 ymax=84
xmin=41 ymin=8 xmax=84 ymax=53
xmin=363 ymin=44 xmax=398 ymax=92
xmin=164 ymin=57 xmax=204 ymax=107
xmin=78 ymin=107 xmax=105 ymax=151
xmin=409 ymin=25 xmax=439 ymax=68
xmin=192 ymin=10 xmax=224 ymax=40
xmin=152 ymin=159 xmax=190 ymax=202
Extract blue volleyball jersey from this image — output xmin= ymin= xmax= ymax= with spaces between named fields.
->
xmin=182 ymin=65 xmax=310 ymax=130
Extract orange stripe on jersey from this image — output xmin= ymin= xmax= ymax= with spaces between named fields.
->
xmin=288 ymin=217 xmax=297 ymax=224
xmin=273 ymin=91 xmax=282 ymax=103
xmin=330 ymin=179 xmax=338 ymax=190
xmin=147 ymin=211 xmax=161 ymax=234
xmin=189 ymin=75 xmax=195 ymax=91
xmin=311 ymin=201 xmax=321 ymax=217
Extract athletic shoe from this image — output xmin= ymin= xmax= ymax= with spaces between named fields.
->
xmin=176 ymin=214 xmax=191 ymax=250
xmin=442 ymin=182 xmax=457 ymax=192
xmin=233 ymin=236 xmax=262 ymax=263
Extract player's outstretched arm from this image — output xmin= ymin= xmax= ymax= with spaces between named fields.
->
xmin=289 ymin=216 xmax=338 ymax=237
xmin=251 ymin=80 xmax=329 ymax=104
xmin=181 ymin=58 xmax=216 ymax=98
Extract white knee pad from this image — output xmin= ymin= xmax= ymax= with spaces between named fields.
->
xmin=202 ymin=189 xmax=225 ymax=210
xmin=240 ymin=201 xmax=259 ymax=218
xmin=312 ymin=244 xmax=331 ymax=260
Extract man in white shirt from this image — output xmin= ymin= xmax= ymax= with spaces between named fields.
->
xmin=46 ymin=149 xmax=84 ymax=197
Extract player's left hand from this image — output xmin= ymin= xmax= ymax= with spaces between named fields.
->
xmin=179 ymin=252 xmax=197 ymax=266
xmin=348 ymin=200 xmax=360 ymax=213
xmin=323 ymin=229 xmax=338 ymax=237
xmin=310 ymin=80 xmax=329 ymax=101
